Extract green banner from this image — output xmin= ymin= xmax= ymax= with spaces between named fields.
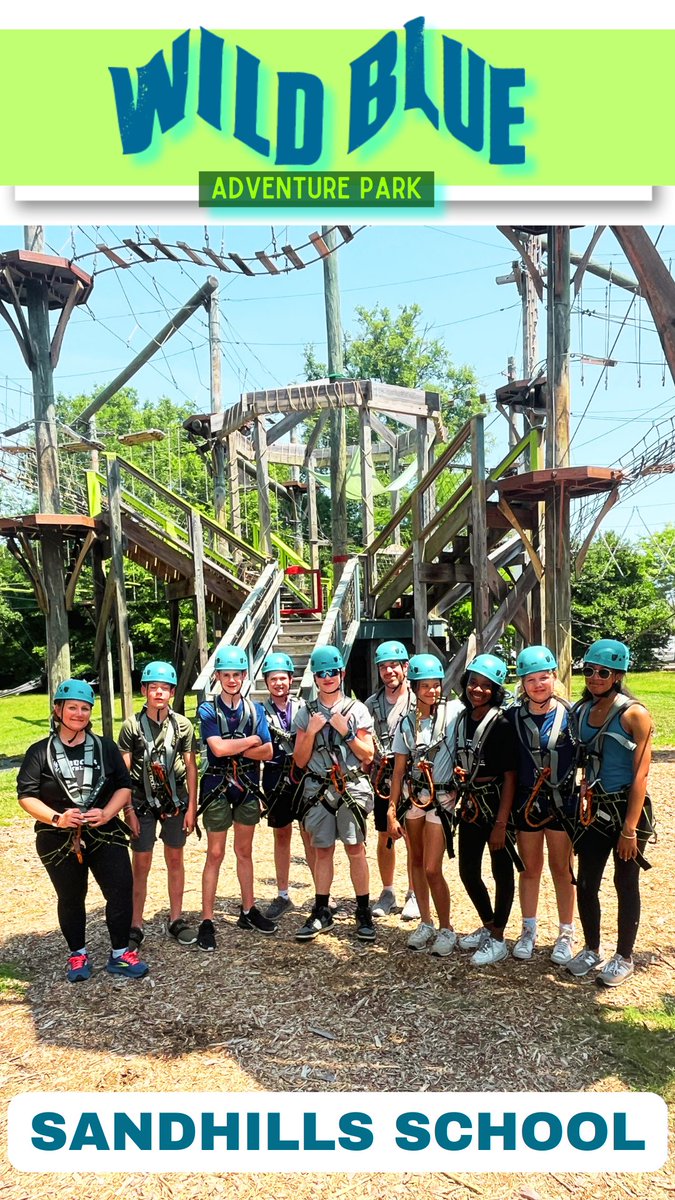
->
xmin=199 ymin=171 xmax=435 ymax=207
xmin=1 ymin=26 xmax=673 ymax=187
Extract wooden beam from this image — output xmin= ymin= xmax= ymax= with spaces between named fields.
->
xmin=360 ymin=405 xmax=375 ymax=549
xmin=107 ymin=456 xmax=134 ymax=719
xmin=497 ymin=227 xmax=544 ymax=299
xmin=174 ymin=630 xmax=200 ymax=714
xmin=571 ymin=226 xmax=606 ymax=296
xmin=93 ymin=567 xmax=117 ymax=666
xmin=65 ymin=529 xmax=96 ymax=609
xmin=12 ymin=533 xmax=48 ymax=613
xmin=253 ymin=416 xmax=272 ymax=555
xmin=50 ymin=279 xmax=84 ymax=369
xmin=190 ymin=511 xmax=210 ymax=671
xmin=574 ymin=485 xmax=620 ymax=575
xmin=497 ymin=497 xmax=544 ymax=580
xmin=611 ymin=226 xmax=675 ymax=386
xmin=267 ymin=409 xmax=308 ymax=444
xmin=470 ymin=415 xmax=489 ymax=651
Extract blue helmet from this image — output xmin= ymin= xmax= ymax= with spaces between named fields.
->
xmin=516 ymin=645 xmax=557 ymax=677
xmin=141 ymin=661 xmax=177 ymax=686
xmin=408 ymin=653 xmax=444 ymax=681
xmin=310 ymin=645 xmax=344 ymax=673
xmin=374 ymin=640 xmax=409 ymax=666
xmin=54 ymin=679 xmax=95 ymax=706
xmin=262 ymin=652 xmax=295 ymax=677
xmin=466 ymin=653 xmax=508 ymax=687
xmin=584 ymin=639 xmax=630 ymax=672
xmin=214 ymin=645 xmax=248 ymax=672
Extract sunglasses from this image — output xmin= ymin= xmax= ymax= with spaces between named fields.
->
xmin=582 ymin=665 xmax=613 ymax=679
xmin=316 ymin=667 xmax=341 ymax=679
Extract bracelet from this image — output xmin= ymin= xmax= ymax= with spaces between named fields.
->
xmin=494 ymin=819 xmax=507 ymax=827
xmin=620 ymin=831 xmax=637 ymax=840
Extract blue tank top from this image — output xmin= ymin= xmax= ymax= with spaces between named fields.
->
xmin=579 ymin=706 xmax=634 ymax=793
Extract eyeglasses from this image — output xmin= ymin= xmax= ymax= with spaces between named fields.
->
xmin=316 ymin=667 xmax=341 ymax=679
xmin=582 ymin=665 xmax=612 ymax=679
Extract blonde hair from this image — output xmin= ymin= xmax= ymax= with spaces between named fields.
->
xmin=515 ymin=674 xmax=567 ymax=703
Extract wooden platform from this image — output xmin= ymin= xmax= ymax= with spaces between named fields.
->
xmin=0 ymin=513 xmax=97 ymax=538
xmin=497 ymin=466 xmax=623 ymax=503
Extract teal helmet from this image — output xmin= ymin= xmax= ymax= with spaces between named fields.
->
xmin=584 ymin=639 xmax=630 ymax=672
xmin=375 ymin=640 xmax=409 ymax=665
xmin=516 ymin=645 xmax=557 ymax=677
xmin=54 ymin=679 xmax=95 ymax=706
xmin=262 ymin=652 xmax=295 ymax=677
xmin=466 ymin=653 xmax=508 ymax=687
xmin=141 ymin=661 xmax=177 ymax=686
xmin=408 ymin=653 xmax=444 ymax=682
xmin=214 ymin=644 xmax=248 ymax=672
xmin=310 ymin=645 xmax=344 ymax=673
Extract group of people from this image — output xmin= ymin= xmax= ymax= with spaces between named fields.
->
xmin=17 ymin=635 xmax=654 ymax=991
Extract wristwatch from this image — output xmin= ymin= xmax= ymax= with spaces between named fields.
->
xmin=51 ymin=812 xmax=60 ymax=825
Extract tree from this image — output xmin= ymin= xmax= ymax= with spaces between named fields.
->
xmin=571 ymin=533 xmax=674 ymax=669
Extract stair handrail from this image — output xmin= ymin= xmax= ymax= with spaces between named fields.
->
xmin=192 ymin=561 xmax=284 ymax=701
xmin=298 ymin=556 xmax=361 ymax=700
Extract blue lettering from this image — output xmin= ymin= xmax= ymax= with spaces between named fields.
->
xmin=442 ymin=38 xmax=485 ymax=153
xmin=338 ymin=1112 xmax=373 ymax=1151
xmin=404 ymin=17 xmax=438 ymax=128
xmin=202 ymin=1111 xmax=239 ymax=1150
xmin=477 ymin=1111 xmax=516 ymax=1151
xmin=247 ymin=1112 xmax=260 ymax=1151
xmin=489 ymin=66 xmax=526 ymax=164
xmin=198 ymin=27 xmax=224 ymax=130
xmin=113 ymin=1112 xmax=152 ymax=1151
xmin=614 ymin=1112 xmax=646 ymax=1151
xmin=395 ymin=1112 xmax=430 ymax=1150
xmin=268 ymin=1112 xmax=299 ymax=1150
xmin=568 ymin=1112 xmax=608 ymax=1152
xmin=70 ymin=1112 xmax=109 ymax=1151
xmin=234 ymin=47 xmax=271 ymax=157
xmin=435 ymin=1112 xmax=472 ymax=1151
xmin=303 ymin=1113 xmax=335 ymax=1150
xmin=348 ymin=31 xmax=398 ymax=153
xmin=158 ymin=1113 xmax=194 ymax=1150
xmin=31 ymin=1112 xmax=66 ymax=1151
xmin=276 ymin=73 xmax=324 ymax=165
xmin=522 ymin=1112 xmax=563 ymax=1151
xmin=109 ymin=30 xmax=190 ymax=155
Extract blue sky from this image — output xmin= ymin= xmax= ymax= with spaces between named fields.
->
xmin=1 ymin=223 xmax=673 ymax=540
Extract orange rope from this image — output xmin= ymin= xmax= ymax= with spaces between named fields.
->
xmin=579 ymin=778 xmax=594 ymax=826
xmin=409 ymin=759 xmax=435 ymax=808
xmin=523 ymin=766 xmax=553 ymax=828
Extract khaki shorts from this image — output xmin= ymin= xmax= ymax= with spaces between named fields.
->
xmin=202 ymin=791 xmax=261 ymax=833
xmin=303 ymin=799 xmax=366 ymax=848
xmin=130 ymin=810 xmax=187 ymax=852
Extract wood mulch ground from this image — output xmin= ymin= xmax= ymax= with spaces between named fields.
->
xmin=1 ymin=753 xmax=673 ymax=1200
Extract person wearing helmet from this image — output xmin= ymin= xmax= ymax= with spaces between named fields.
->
xmin=567 ymin=639 xmax=654 ymax=988
xmin=258 ymin=652 xmax=312 ymax=920
xmin=196 ymin=644 xmax=275 ymax=950
xmin=118 ymin=661 xmax=198 ymax=951
xmin=387 ymin=654 xmax=464 ymax=957
xmin=16 ymin=680 xmax=148 ymax=982
xmin=452 ymin=654 xmax=519 ymax=967
xmin=293 ymin=644 xmax=377 ymax=943
xmin=507 ymin=646 xmax=578 ymax=966
xmin=365 ymin=640 xmax=419 ymax=921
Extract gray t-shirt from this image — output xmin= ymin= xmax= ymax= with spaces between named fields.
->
xmin=392 ymin=698 xmax=464 ymax=786
xmin=365 ymin=686 xmax=414 ymax=756
xmin=293 ymin=696 xmax=374 ymax=802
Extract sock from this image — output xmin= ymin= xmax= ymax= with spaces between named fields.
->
xmin=559 ymin=922 xmax=574 ymax=934
xmin=242 ymin=907 xmax=251 ymax=915
xmin=111 ymin=947 xmax=126 ymax=959
xmin=523 ymin=917 xmax=537 ymax=931
xmin=278 ymin=890 xmax=289 ymax=900
xmin=73 ymin=947 xmax=87 ymax=957
xmin=356 ymin=893 xmax=370 ymax=910
xmin=316 ymin=893 xmax=330 ymax=910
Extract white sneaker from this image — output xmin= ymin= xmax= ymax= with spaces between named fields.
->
xmin=512 ymin=924 xmax=537 ymax=961
xmin=471 ymin=935 xmax=509 ymax=966
xmin=407 ymin=920 xmax=436 ymax=950
xmin=401 ymin=890 xmax=420 ymax=922
xmin=596 ymin=953 xmax=634 ymax=988
xmin=372 ymin=889 xmax=397 ymax=917
xmin=567 ymin=947 xmax=605 ymax=977
xmin=550 ymin=929 xmax=575 ymax=966
xmin=459 ymin=926 xmax=490 ymax=951
xmin=430 ymin=928 xmax=457 ymax=957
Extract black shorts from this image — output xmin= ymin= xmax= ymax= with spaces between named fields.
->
xmin=374 ymin=792 xmax=390 ymax=834
xmin=263 ymin=780 xmax=299 ymax=829
xmin=512 ymin=790 xmax=575 ymax=834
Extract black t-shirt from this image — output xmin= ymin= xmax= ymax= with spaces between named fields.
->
xmin=462 ymin=711 xmax=518 ymax=779
xmin=17 ymin=735 xmax=131 ymax=817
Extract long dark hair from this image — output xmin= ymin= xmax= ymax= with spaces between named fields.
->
xmin=459 ymin=670 xmax=506 ymax=711
xmin=580 ymin=674 xmax=638 ymax=704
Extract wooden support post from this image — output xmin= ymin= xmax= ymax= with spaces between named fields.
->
xmin=544 ymin=227 xmax=572 ymax=693
xmin=470 ymin=415 xmax=489 ymax=652
xmin=190 ymin=510 xmax=210 ymax=671
xmin=307 ymin=466 xmax=320 ymax=574
xmin=208 ymin=286 xmax=227 ymax=527
xmin=360 ymin=404 xmax=375 ymax=549
xmin=106 ymin=455 xmax=134 ymax=719
xmin=389 ymin=446 xmax=401 ymax=517
xmin=412 ymin=488 xmax=428 ymax=655
xmin=225 ymin=434 xmax=242 ymax=555
xmin=91 ymin=541 xmax=115 ymax=739
xmin=323 ymin=227 xmax=348 ymax=585
xmin=253 ymin=417 xmax=272 ymax=556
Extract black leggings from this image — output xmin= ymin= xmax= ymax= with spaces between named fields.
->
xmin=36 ymin=825 xmax=133 ymax=952
xmin=575 ymin=823 xmax=648 ymax=959
xmin=458 ymin=819 xmax=515 ymax=933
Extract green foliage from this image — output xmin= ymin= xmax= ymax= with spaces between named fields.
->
xmin=571 ymin=532 xmax=674 ymax=669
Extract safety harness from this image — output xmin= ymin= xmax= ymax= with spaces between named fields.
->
xmin=513 ymin=699 xmax=578 ymax=830
xmin=396 ymin=701 xmax=457 ymax=858
xmin=297 ymin=698 xmax=370 ymax=837
xmin=574 ymin=694 xmax=655 ymax=868
xmin=370 ymin=686 xmax=414 ymax=803
xmin=197 ymin=697 xmax=266 ymax=826
xmin=46 ymin=730 xmax=120 ymax=863
xmin=261 ymin=696 xmax=303 ymax=820
xmin=452 ymin=707 xmax=524 ymax=872
xmin=133 ymin=708 xmax=185 ymax=818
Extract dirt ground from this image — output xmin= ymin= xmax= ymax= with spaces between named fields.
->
xmin=1 ymin=754 xmax=673 ymax=1200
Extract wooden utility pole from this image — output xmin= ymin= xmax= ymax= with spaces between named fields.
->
xmin=208 ymin=285 xmax=227 ymax=526
xmin=544 ymin=226 xmax=572 ymax=691
xmin=322 ymin=226 xmax=349 ymax=585
xmin=23 ymin=225 xmax=71 ymax=698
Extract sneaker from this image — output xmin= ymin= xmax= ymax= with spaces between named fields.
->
xmin=105 ymin=948 xmax=149 ymax=978
xmin=401 ymin=890 xmax=420 ymax=922
xmin=67 ymin=953 xmax=92 ymax=983
xmin=459 ymin=926 xmax=490 ymax=951
xmin=407 ymin=920 xmax=436 ymax=950
xmin=355 ymin=906 xmax=376 ymax=942
xmin=430 ymin=928 xmax=458 ymax=957
xmin=550 ymin=929 xmax=575 ymax=966
xmin=512 ymin=924 xmax=537 ymax=961
xmin=197 ymin=919 xmax=216 ymax=952
xmin=372 ymin=889 xmax=397 ymax=918
xmin=167 ymin=917 xmax=198 ymax=945
xmin=471 ymin=935 xmax=509 ymax=966
xmin=128 ymin=926 xmax=144 ymax=950
xmin=597 ymin=953 xmax=634 ymax=988
xmin=264 ymin=895 xmax=294 ymax=920
xmin=296 ymin=906 xmax=334 ymax=941
xmin=566 ymin=947 xmax=605 ymax=977
xmin=237 ymin=905 xmax=278 ymax=935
